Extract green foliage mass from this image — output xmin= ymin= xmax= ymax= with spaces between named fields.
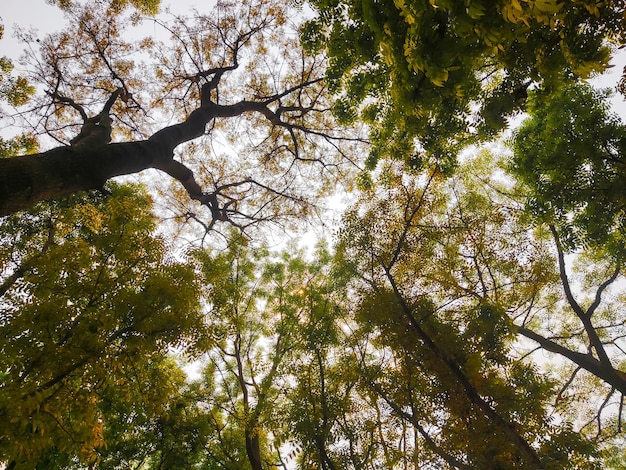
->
xmin=192 ymin=234 xmax=348 ymax=469
xmin=304 ymin=0 xmax=623 ymax=170
xmin=1 ymin=170 xmax=620 ymax=467
xmin=335 ymin=159 xmax=601 ymax=468
xmin=512 ymin=82 xmax=626 ymax=254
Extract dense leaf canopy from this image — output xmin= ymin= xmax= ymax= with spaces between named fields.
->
xmin=512 ymin=82 xmax=626 ymax=252
xmin=0 ymin=184 xmax=204 ymax=466
xmin=304 ymin=0 xmax=624 ymax=170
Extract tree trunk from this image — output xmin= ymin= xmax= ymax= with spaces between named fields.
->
xmin=0 ymin=140 xmax=164 ymax=215
xmin=245 ymin=432 xmax=263 ymax=470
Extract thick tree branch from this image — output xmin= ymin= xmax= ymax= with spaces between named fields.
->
xmin=516 ymin=326 xmax=626 ymax=395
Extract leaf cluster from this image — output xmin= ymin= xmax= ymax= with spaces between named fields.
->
xmin=512 ymin=82 xmax=626 ymax=254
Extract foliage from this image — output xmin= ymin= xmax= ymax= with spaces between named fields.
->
xmin=92 ymin=358 xmax=211 ymax=469
xmin=303 ymin=0 xmax=624 ymax=169
xmin=509 ymin=84 xmax=626 ymax=444
xmin=335 ymin=158 xmax=601 ymax=468
xmin=193 ymin=234 xmax=348 ymax=469
xmin=0 ymin=21 xmax=38 ymax=158
xmin=194 ymin=234 xmax=282 ymax=469
xmin=46 ymin=0 xmax=160 ymax=15
xmin=6 ymin=0 xmax=360 ymax=229
xmin=0 ymin=133 xmax=38 ymax=159
xmin=512 ymin=82 xmax=626 ymax=253
xmin=2 ymin=159 xmax=623 ymax=467
xmin=0 ymin=65 xmax=35 ymax=108
xmin=0 ymin=184 xmax=204 ymax=467
xmin=0 ymin=37 xmax=35 ymax=108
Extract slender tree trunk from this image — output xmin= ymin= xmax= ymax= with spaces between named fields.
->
xmin=245 ymin=432 xmax=263 ymax=470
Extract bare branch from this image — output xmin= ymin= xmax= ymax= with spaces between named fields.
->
xmin=549 ymin=225 xmax=586 ymax=319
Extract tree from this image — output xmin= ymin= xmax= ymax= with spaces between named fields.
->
xmin=0 ymin=183 xmax=204 ymax=467
xmin=31 ymin=357 xmax=212 ymax=469
xmin=303 ymin=0 xmax=624 ymax=169
xmin=514 ymin=229 xmax=626 ymax=441
xmin=335 ymin=157 xmax=606 ymax=468
xmin=194 ymin=235 xmax=285 ymax=469
xmin=509 ymin=81 xmax=626 ymax=441
xmin=194 ymin=235 xmax=350 ymax=469
xmin=0 ymin=0 xmax=360 ymax=232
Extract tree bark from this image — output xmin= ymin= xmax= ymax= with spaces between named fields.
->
xmin=517 ymin=326 xmax=626 ymax=395
xmin=245 ymin=432 xmax=263 ymax=470
xmin=0 ymin=140 xmax=163 ymax=215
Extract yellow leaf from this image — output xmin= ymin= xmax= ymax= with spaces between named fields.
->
xmin=585 ymin=4 xmax=601 ymax=17
xmin=534 ymin=0 xmax=563 ymax=14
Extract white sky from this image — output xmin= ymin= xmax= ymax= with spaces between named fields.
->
xmin=592 ymin=50 xmax=626 ymax=118
xmin=0 ymin=0 xmax=202 ymax=59
xmin=0 ymin=1 xmax=64 ymax=57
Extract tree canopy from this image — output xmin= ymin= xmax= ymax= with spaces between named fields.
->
xmin=1 ymin=0 xmax=626 ymax=468
xmin=304 ymin=0 xmax=624 ymax=169
xmin=0 ymin=0 xmax=361 ymax=228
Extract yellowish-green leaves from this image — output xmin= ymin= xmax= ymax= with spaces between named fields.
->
xmin=0 ymin=184 xmax=204 ymax=466
xmin=49 ymin=0 xmax=160 ymax=15
xmin=500 ymin=0 xmax=565 ymax=26
xmin=0 ymin=31 xmax=35 ymax=108
xmin=335 ymin=156 xmax=600 ymax=468
xmin=307 ymin=0 xmax=621 ymax=167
